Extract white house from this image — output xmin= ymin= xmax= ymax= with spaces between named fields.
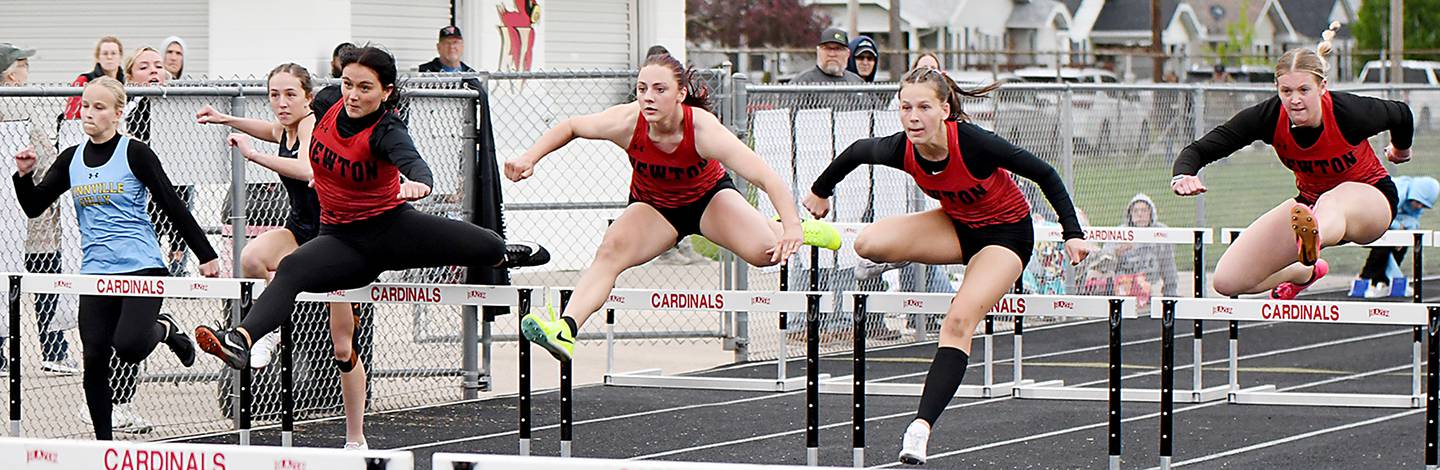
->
xmin=9 ymin=0 xmax=682 ymax=84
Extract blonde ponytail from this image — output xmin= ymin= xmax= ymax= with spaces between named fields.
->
xmin=1276 ymin=21 xmax=1340 ymax=83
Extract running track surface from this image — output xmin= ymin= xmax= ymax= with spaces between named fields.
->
xmin=180 ymin=286 xmax=1435 ymax=469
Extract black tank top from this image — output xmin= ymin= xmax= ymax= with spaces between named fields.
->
xmin=278 ymin=129 xmax=321 ymax=242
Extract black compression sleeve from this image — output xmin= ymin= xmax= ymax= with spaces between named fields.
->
xmin=372 ymin=119 xmax=434 ymax=187
xmin=954 ymin=122 xmax=1085 ymax=240
xmin=1173 ymin=97 xmax=1276 ymax=176
xmin=810 ymin=132 xmax=906 ymax=197
xmin=127 ymin=142 xmax=219 ymax=264
xmin=13 ymin=148 xmax=75 ymax=218
xmin=1331 ymin=91 xmax=1414 ymax=150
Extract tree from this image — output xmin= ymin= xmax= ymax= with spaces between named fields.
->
xmin=687 ymin=0 xmax=832 ymax=48
xmin=1352 ymin=0 xmax=1440 ymax=62
xmin=1209 ymin=0 xmax=1265 ymax=67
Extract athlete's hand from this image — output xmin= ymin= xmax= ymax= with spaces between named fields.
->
xmin=767 ymin=222 xmax=805 ymax=265
xmin=1064 ymin=238 xmax=1091 ymax=266
xmin=226 ymin=133 xmax=256 ymax=160
xmin=1171 ymin=175 xmax=1206 ymax=196
xmin=198 ymin=259 xmax=221 ymax=278
xmin=802 ymin=192 xmax=831 ymax=219
xmin=194 ymin=105 xmax=228 ymax=125
xmin=13 ymin=146 xmax=36 ymax=176
xmin=504 ymin=157 xmax=535 ymax=182
xmin=1387 ymin=144 xmax=1412 ymax=164
xmin=398 ymin=181 xmax=431 ymax=201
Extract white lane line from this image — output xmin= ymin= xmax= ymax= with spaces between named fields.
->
xmin=1149 ymin=408 xmax=1424 ymax=469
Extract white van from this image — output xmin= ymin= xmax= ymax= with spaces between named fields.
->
xmin=1011 ymin=67 xmax=1151 ymax=155
xmin=1356 ymin=60 xmax=1440 ymax=131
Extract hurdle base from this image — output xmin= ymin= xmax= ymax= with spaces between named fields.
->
xmin=605 ymin=368 xmax=820 ymax=392
xmin=1229 ymin=385 xmax=1423 ymax=408
xmin=818 ymin=375 xmax=1031 ymax=398
xmin=1014 ymin=382 xmax=1228 ymax=403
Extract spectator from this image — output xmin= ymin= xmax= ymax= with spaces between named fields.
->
xmin=912 ymin=52 xmax=941 ymax=71
xmin=1211 ymin=63 xmax=1234 ymax=83
xmin=419 ymin=25 xmax=474 ymax=73
xmin=1024 ymin=207 xmax=1069 ymax=295
xmin=331 ymin=42 xmax=356 ymax=78
xmin=792 ymin=27 xmax=863 ymax=84
xmin=161 ymin=36 xmax=186 ymax=79
xmin=122 ymin=46 xmax=192 ymax=280
xmin=1359 ymin=175 xmax=1439 ymax=297
xmin=0 ymin=44 xmax=79 ymax=377
xmin=846 ymin=36 xmax=878 ymax=82
xmin=645 ymin=44 xmax=670 ymax=59
xmin=64 ymin=36 xmax=125 ymax=120
xmin=1104 ymin=194 xmax=1178 ymax=308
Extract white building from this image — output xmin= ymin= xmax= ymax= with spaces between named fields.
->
xmin=8 ymin=0 xmax=683 ymax=84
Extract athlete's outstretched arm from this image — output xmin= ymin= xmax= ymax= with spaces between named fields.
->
xmin=196 ymin=104 xmax=283 ymax=143
xmin=691 ymin=108 xmax=804 ymax=261
xmin=803 ymin=133 xmax=906 ymax=218
xmin=226 ymin=114 xmax=316 ymax=181
xmin=506 ymin=102 xmax=639 ymax=182
xmin=12 ymin=147 xmax=75 ymax=218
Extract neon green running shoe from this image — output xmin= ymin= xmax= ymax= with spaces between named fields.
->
xmin=800 ymin=219 xmax=842 ymax=251
xmin=521 ymin=306 xmax=575 ymax=362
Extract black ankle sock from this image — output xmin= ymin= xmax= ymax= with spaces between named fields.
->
xmin=562 ymin=317 xmax=578 ymax=337
xmin=915 ymin=346 xmax=970 ymax=427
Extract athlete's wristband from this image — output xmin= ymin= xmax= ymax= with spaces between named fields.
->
xmin=1170 ymin=175 xmax=1190 ymax=185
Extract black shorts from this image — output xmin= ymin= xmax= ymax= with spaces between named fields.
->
xmin=953 ymin=216 xmax=1034 ymax=266
xmin=1295 ymin=176 xmax=1399 ymax=220
xmin=631 ymin=175 xmax=738 ymax=240
xmin=285 ymin=219 xmax=319 ymax=245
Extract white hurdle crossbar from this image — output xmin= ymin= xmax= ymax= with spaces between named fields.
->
xmin=0 ymin=437 xmax=412 ymax=469
xmin=1153 ymin=296 xmax=1440 ymax=470
xmin=434 ymin=453 xmax=846 ymax=469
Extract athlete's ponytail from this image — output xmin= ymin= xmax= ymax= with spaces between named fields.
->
xmin=900 ymin=66 xmax=1001 ymax=122
xmin=1276 ymin=21 xmax=1340 ymax=83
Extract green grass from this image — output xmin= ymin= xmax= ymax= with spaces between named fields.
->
xmin=1064 ymin=135 xmax=1440 ymax=277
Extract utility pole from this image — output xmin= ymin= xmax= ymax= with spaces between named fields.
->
xmin=889 ymin=0 xmax=903 ymax=77
xmin=848 ymin=0 xmax=859 ymax=39
xmin=1152 ymin=0 xmax=1164 ymax=80
xmin=1389 ymin=0 xmax=1403 ymax=84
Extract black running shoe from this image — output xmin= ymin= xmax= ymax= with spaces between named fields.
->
xmin=157 ymin=313 xmax=196 ymax=367
xmin=499 ymin=241 xmax=551 ymax=268
xmin=194 ymin=326 xmax=250 ymax=370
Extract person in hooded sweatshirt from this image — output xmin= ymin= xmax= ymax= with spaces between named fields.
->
xmin=1359 ymin=175 xmax=1439 ymax=297
xmin=1108 ymin=194 xmax=1178 ymax=307
xmin=846 ymin=35 xmax=878 ymax=82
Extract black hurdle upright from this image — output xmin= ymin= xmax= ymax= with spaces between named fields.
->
xmin=1414 ymin=233 xmax=1427 ymax=403
xmin=1012 ymin=278 xmax=1023 ymax=385
xmin=559 ymin=290 xmax=574 ymax=458
xmin=238 ymin=282 xmax=254 ymax=445
xmin=851 ymin=293 xmax=868 ymax=467
xmin=1107 ymin=298 xmax=1123 ymax=470
xmin=517 ymin=288 xmax=534 ymax=456
xmin=1160 ymin=299 xmax=1177 ymax=470
xmin=1191 ymin=230 xmax=1206 ymax=398
xmin=280 ymin=288 xmax=295 ymax=446
xmin=8 ymin=274 xmax=21 ymax=436
xmin=1427 ymin=305 xmax=1438 ymax=470
xmin=805 ymin=245 xmax=820 ymax=466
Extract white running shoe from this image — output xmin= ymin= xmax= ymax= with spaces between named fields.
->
xmin=249 ymin=331 xmax=282 ymax=369
xmin=343 ymin=441 xmax=368 ymax=450
xmin=112 ymin=403 xmax=153 ymax=434
xmin=856 ymin=259 xmax=910 ymax=281
xmin=898 ymin=419 xmax=930 ymax=465
xmin=41 ymin=358 xmax=80 ymax=376
xmin=1365 ymin=282 xmax=1390 ymax=299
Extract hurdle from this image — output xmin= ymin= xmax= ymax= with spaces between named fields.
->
xmin=0 ymin=437 xmax=412 ymax=468
xmin=1154 ymin=297 xmax=1440 ymax=470
xmin=1216 ymin=229 xmax=1432 ymax=406
xmin=5 ymin=273 xmax=253 ymax=440
xmin=5 ymin=272 xmax=542 ymax=447
xmin=536 ymin=287 xmax=831 ymax=460
xmin=433 ymin=453 xmax=844 ymax=469
xmin=1016 ymin=226 xmax=1217 ymax=404
xmin=828 ymin=292 xmax=1134 ymax=469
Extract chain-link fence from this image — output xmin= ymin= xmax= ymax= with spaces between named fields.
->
xmin=2 ymin=71 xmax=1437 ymax=440
xmin=0 ymin=79 xmax=485 ymax=440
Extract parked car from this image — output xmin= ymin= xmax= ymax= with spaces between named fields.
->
xmin=1356 ymin=60 xmax=1440 ymax=131
xmin=1010 ymin=67 xmax=1153 ymax=156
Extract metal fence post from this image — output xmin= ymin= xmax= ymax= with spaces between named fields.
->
xmin=461 ymin=92 xmax=482 ymax=400
xmin=1060 ymin=85 xmax=1075 ymax=192
xmin=227 ymin=92 xmax=249 ymax=434
xmin=1191 ymin=87 xmax=1207 ymax=227
xmin=732 ymin=73 xmax=751 ymax=364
